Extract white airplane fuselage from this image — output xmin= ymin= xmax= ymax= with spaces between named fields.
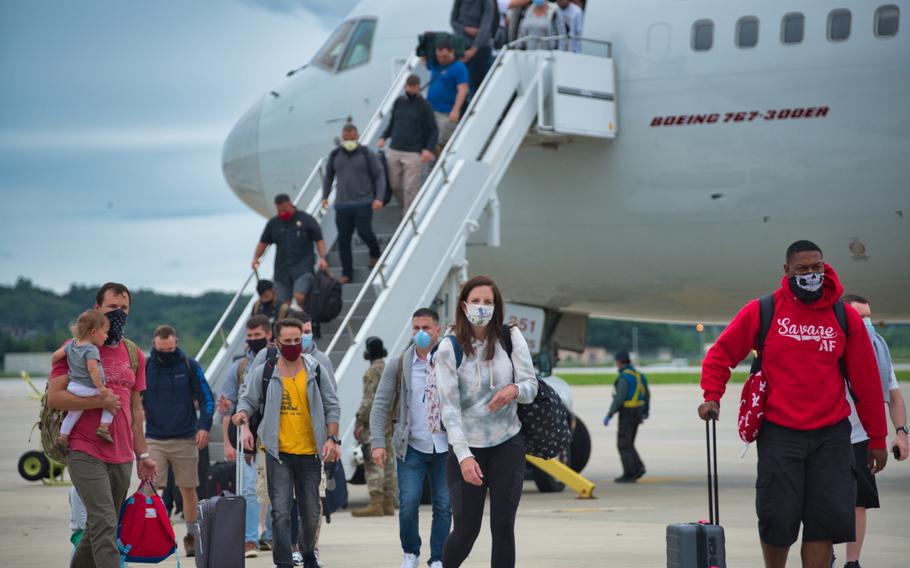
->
xmin=223 ymin=0 xmax=910 ymax=323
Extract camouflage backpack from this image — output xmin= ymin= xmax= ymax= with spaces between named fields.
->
xmin=34 ymin=339 xmax=140 ymax=464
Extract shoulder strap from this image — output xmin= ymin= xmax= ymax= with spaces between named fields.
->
xmin=397 ymin=353 xmax=404 ymax=395
xmin=447 ymin=336 xmax=464 ymax=368
xmin=252 ymin=299 xmax=261 ymax=314
xmin=278 ymin=303 xmax=290 ymax=320
xmin=501 ymin=324 xmax=514 ymax=357
xmin=260 ymin=347 xmax=278 ymax=411
xmin=237 ymin=357 xmax=249 ymax=381
xmin=123 ymin=339 xmax=140 ymax=375
xmin=757 ymin=293 xmax=775 ymax=352
xmin=833 ymin=300 xmax=849 ymax=338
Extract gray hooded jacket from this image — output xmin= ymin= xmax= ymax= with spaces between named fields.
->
xmin=237 ymin=353 xmax=340 ymax=460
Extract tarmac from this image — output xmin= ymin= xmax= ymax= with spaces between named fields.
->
xmin=1 ymin=381 xmax=908 ymax=567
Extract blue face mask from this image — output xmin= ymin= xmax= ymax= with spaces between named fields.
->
xmin=301 ymin=333 xmax=313 ymax=349
xmin=532 ymin=0 xmax=546 ymax=6
xmin=414 ymin=330 xmax=432 ymax=350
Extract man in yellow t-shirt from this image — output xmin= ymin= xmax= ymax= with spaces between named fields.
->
xmin=233 ymin=318 xmax=341 ymax=568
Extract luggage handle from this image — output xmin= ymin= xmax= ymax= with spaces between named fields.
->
xmin=705 ymin=410 xmax=719 ymax=525
xmin=235 ymin=423 xmax=244 ymax=492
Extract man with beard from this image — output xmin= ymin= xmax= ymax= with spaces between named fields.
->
xmin=48 ymin=282 xmax=158 ymax=568
xmin=698 ymin=240 xmax=888 ymax=568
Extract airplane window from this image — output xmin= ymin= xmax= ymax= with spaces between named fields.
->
xmin=736 ymin=16 xmax=759 ymax=48
xmin=313 ymin=20 xmax=356 ymax=71
xmin=339 ymin=18 xmax=377 ymax=71
xmin=781 ymin=13 xmax=805 ymax=44
xmin=875 ymin=5 xmax=900 ymax=37
xmin=828 ymin=9 xmax=852 ymax=41
xmin=692 ymin=20 xmax=714 ymax=51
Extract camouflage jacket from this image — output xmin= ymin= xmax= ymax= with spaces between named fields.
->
xmin=356 ymin=359 xmax=387 ymax=442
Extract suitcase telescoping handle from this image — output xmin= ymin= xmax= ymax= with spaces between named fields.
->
xmin=235 ymin=423 xmax=244 ymax=492
xmin=705 ymin=410 xmax=719 ymax=525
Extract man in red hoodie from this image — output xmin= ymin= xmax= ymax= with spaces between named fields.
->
xmin=698 ymin=240 xmax=887 ymax=568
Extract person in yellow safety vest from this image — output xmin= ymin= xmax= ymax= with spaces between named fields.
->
xmin=603 ymin=351 xmax=650 ymax=483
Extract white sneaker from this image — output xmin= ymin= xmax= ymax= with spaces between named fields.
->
xmin=290 ymin=300 xmax=303 ymax=312
xmin=292 ymin=551 xmax=304 ymax=566
xmin=400 ymin=553 xmax=419 ymax=568
xmin=429 ymin=562 xmax=443 ymax=568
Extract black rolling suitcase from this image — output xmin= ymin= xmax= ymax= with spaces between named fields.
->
xmin=666 ymin=413 xmax=726 ymax=568
xmin=195 ymin=425 xmax=246 ymax=568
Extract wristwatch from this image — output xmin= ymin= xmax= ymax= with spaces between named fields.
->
xmin=329 ymin=435 xmax=341 ymax=444
xmin=896 ymin=426 xmax=909 ymax=436
xmin=137 ymin=452 xmax=150 ymax=460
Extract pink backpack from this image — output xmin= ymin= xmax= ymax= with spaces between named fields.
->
xmin=116 ymin=481 xmax=178 ymax=565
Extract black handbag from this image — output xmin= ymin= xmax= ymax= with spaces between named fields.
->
xmin=501 ymin=326 xmax=573 ymax=459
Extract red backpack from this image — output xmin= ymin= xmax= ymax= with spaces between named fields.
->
xmin=116 ymin=481 xmax=178 ymax=564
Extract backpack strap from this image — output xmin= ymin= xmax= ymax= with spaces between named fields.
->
xmin=259 ymin=347 xmax=278 ymax=416
xmin=123 ymin=339 xmax=140 ymax=375
xmin=237 ymin=357 xmax=249 ymax=385
xmin=753 ymin=293 xmax=775 ymax=373
xmin=252 ymin=299 xmax=261 ymax=315
xmin=278 ymin=303 xmax=290 ymax=320
xmin=447 ymin=336 xmax=464 ymax=368
xmin=832 ymin=300 xmax=855 ymax=402
xmin=501 ymin=324 xmax=514 ymax=357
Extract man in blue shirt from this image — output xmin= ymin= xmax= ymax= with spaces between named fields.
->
xmin=426 ymin=39 xmax=469 ymax=150
xmin=143 ymin=324 xmax=214 ymax=557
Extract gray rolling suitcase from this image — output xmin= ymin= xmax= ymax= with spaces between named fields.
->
xmin=195 ymin=424 xmax=246 ymax=568
xmin=666 ymin=412 xmax=726 ymax=568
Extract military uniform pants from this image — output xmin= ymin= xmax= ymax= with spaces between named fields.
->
xmin=68 ymin=451 xmax=132 ymax=568
xmin=364 ymin=443 xmax=397 ymax=497
xmin=617 ymin=407 xmax=645 ymax=478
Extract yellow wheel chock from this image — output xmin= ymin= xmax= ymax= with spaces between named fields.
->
xmin=526 ymin=455 xmax=596 ymax=499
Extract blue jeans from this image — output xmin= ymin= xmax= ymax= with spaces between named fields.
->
xmin=397 ymin=446 xmax=451 ymax=563
xmin=241 ymin=455 xmax=260 ymax=544
xmin=266 ymin=453 xmax=321 ymax=567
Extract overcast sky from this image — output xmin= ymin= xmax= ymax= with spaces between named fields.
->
xmin=0 ymin=0 xmax=357 ymax=294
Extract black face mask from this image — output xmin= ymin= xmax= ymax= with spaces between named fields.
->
xmin=788 ymin=275 xmax=824 ymax=304
xmin=104 ymin=309 xmax=127 ymax=345
xmin=158 ymin=350 xmax=181 ymax=365
xmin=248 ymin=337 xmax=268 ymax=354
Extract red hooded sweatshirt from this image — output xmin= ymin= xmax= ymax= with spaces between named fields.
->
xmin=701 ymin=264 xmax=887 ymax=449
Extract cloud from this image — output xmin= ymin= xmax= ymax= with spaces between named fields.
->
xmin=238 ymin=0 xmax=357 ymax=21
xmin=0 ymin=127 xmax=227 ymax=151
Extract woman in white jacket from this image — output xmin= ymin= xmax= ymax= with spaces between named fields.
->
xmin=436 ymin=275 xmax=538 ymax=568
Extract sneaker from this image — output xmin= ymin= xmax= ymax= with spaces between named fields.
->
xmin=245 ymin=541 xmax=259 ymax=558
xmin=401 ymin=552 xmax=420 ymax=568
xmin=314 ymin=548 xmax=325 ymax=567
xmin=183 ymin=534 xmax=196 ymax=557
xmin=843 ymin=562 xmax=861 ymax=568
xmin=429 ymin=562 xmax=443 ymax=568
xmin=339 ymin=276 xmax=352 ymax=285
xmin=613 ymin=475 xmax=636 ymax=483
xmin=634 ymin=468 xmax=646 ymax=480
xmin=292 ymin=551 xmax=304 ymax=566
xmin=258 ymin=537 xmax=272 ymax=551
xmin=303 ymin=553 xmax=319 ymax=568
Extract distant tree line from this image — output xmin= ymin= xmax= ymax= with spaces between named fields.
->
xmin=0 ymin=278 xmax=248 ymax=367
xmin=2 ymin=278 xmax=908 ymax=369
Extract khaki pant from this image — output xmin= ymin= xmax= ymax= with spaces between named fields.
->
xmin=147 ymin=437 xmax=199 ymax=488
xmin=435 ymin=111 xmax=458 ymax=148
xmin=68 ymin=451 xmax=132 ymax=568
xmin=386 ymin=148 xmax=425 ymax=212
xmin=257 ymin=447 xmax=270 ymax=505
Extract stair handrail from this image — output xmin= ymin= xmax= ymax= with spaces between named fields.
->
xmin=324 ymin=47 xmax=520 ymax=357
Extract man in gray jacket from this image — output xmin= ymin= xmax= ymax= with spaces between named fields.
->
xmin=322 ymin=123 xmax=385 ymax=284
xmin=370 ymin=308 xmax=451 ymax=568
xmin=451 ymin=0 xmax=496 ymax=97
xmin=233 ymin=318 xmax=341 ymax=568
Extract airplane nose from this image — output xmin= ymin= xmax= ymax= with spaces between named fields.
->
xmin=222 ymin=96 xmax=270 ymax=216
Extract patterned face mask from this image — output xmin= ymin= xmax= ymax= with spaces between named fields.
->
xmin=463 ymin=302 xmax=494 ymax=327
xmin=788 ymin=271 xmax=824 ymax=303
xmin=104 ymin=309 xmax=128 ymax=345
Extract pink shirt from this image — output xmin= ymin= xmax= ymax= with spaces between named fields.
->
xmin=51 ymin=340 xmax=146 ymax=464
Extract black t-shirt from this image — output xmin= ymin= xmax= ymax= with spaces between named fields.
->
xmin=259 ymin=210 xmax=323 ymax=280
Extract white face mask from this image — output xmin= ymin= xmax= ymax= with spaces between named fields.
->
xmin=341 ymin=140 xmax=358 ymax=152
xmin=862 ymin=317 xmax=874 ymax=330
xmin=463 ymin=302 xmax=494 ymax=327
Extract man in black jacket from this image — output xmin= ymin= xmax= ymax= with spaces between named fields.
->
xmin=378 ymin=74 xmax=438 ymax=213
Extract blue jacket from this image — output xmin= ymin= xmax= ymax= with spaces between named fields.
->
xmin=143 ymin=347 xmax=214 ymax=439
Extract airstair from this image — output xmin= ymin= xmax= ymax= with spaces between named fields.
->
xmin=198 ymin=37 xmax=616 ymax=468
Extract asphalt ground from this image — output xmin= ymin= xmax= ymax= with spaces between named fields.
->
xmin=2 ymin=382 xmax=908 ymax=567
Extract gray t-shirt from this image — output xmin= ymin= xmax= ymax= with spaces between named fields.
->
xmin=65 ymin=341 xmax=105 ymax=390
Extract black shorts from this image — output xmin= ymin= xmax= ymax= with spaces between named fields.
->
xmin=852 ymin=440 xmax=880 ymax=509
xmin=755 ymin=419 xmax=855 ymax=547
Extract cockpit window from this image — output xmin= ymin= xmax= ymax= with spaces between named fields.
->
xmin=313 ymin=20 xmax=355 ymax=71
xmin=339 ymin=19 xmax=377 ymax=71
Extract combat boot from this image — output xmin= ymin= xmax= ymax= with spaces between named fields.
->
xmin=383 ymin=495 xmax=395 ymax=516
xmin=351 ymin=494 xmax=384 ymax=517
